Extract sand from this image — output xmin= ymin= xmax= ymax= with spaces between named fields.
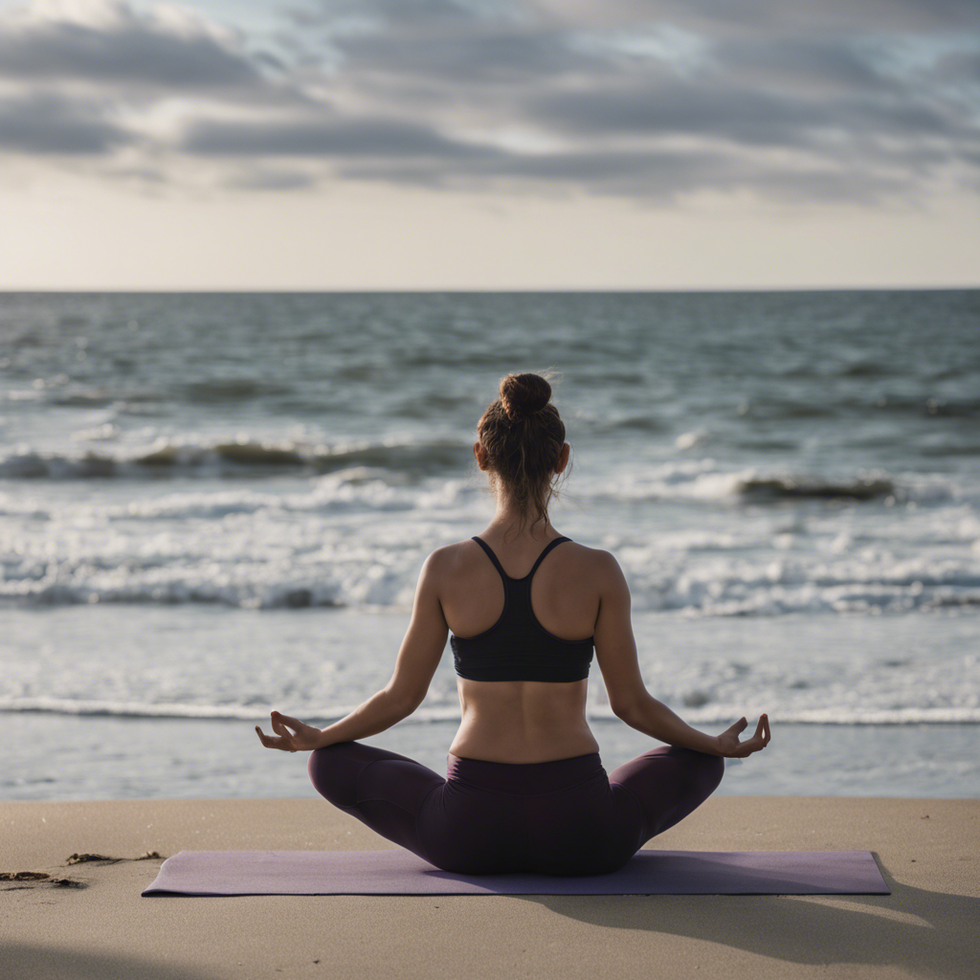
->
xmin=1 ymin=796 xmax=977 ymax=980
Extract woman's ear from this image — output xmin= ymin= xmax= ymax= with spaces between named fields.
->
xmin=473 ymin=441 xmax=487 ymax=470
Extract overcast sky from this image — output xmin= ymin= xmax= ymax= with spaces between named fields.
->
xmin=1 ymin=0 xmax=978 ymax=289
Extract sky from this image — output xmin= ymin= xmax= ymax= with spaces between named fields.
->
xmin=1 ymin=0 xmax=979 ymax=290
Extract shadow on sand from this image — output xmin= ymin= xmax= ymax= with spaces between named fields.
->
xmin=519 ymin=854 xmax=977 ymax=979
xmin=0 ymin=943 xmax=215 ymax=980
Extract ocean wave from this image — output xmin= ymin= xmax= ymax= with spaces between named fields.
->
xmin=2 ymin=540 xmax=978 ymax=613
xmin=736 ymin=476 xmax=897 ymax=502
xmin=181 ymin=378 xmax=293 ymax=403
xmin=732 ymin=392 xmax=980 ymax=420
xmin=0 ymin=436 xmax=960 ymax=520
xmin=590 ymin=461 xmax=917 ymax=506
xmin=0 ymin=577 xmax=347 ymax=610
xmin=0 ymin=435 xmax=470 ymax=480
xmin=21 ymin=379 xmax=294 ymax=408
xmin=3 ymin=572 xmax=978 ymax=614
xmin=1 ymin=698 xmax=976 ymax=725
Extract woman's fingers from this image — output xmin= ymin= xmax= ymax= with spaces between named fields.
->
xmin=726 ymin=717 xmax=748 ymax=737
xmin=744 ymin=715 xmax=770 ymax=754
xmin=757 ymin=714 xmax=770 ymax=746
xmin=255 ymin=725 xmax=292 ymax=751
xmin=719 ymin=714 xmax=770 ymax=758
xmin=742 ymin=718 xmax=764 ymax=751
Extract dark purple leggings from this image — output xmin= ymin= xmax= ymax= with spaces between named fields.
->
xmin=308 ymin=742 xmax=724 ymax=876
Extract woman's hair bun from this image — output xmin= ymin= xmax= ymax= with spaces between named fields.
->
xmin=499 ymin=373 xmax=551 ymax=421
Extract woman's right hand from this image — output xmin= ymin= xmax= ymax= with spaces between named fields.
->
xmin=716 ymin=714 xmax=770 ymax=758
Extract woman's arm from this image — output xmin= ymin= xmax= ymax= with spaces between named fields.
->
xmin=615 ymin=692 xmax=725 ymax=754
xmin=310 ymin=688 xmax=416 ymax=748
xmin=592 ymin=551 xmax=770 ymax=759
xmin=615 ymin=693 xmax=769 ymax=757
xmin=256 ymin=549 xmax=449 ymax=753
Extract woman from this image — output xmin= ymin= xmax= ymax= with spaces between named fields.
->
xmin=256 ymin=372 xmax=770 ymax=876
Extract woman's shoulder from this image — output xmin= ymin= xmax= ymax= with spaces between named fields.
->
xmin=426 ymin=536 xmax=620 ymax=576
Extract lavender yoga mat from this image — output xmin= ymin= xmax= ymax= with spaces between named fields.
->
xmin=142 ymin=849 xmax=889 ymax=896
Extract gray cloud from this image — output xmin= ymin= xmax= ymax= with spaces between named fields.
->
xmin=335 ymin=143 xmax=912 ymax=205
xmin=528 ymin=83 xmax=828 ymax=147
xmin=294 ymin=0 xmax=980 ymax=146
xmin=336 ymin=27 xmax=605 ymax=85
xmin=0 ymin=91 xmax=133 ymax=154
xmin=555 ymin=0 xmax=980 ymax=33
xmin=3 ymin=0 xmax=979 ymax=203
xmin=705 ymin=36 xmax=901 ymax=95
xmin=338 ymin=147 xmax=720 ymax=187
xmin=180 ymin=115 xmax=498 ymax=158
xmin=0 ymin=16 xmax=263 ymax=90
xmin=931 ymin=46 xmax=980 ymax=80
xmin=223 ymin=167 xmax=320 ymax=190
xmin=527 ymin=77 xmax=970 ymax=150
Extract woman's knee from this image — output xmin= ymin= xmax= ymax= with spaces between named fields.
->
xmin=308 ymin=742 xmax=361 ymax=806
xmin=689 ymin=747 xmax=725 ymax=780
xmin=667 ymin=746 xmax=725 ymax=797
xmin=702 ymin=751 xmax=726 ymax=793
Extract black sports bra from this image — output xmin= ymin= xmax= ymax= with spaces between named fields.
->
xmin=450 ymin=536 xmax=595 ymax=683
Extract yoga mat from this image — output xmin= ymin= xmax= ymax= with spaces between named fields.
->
xmin=142 ymin=849 xmax=889 ymax=896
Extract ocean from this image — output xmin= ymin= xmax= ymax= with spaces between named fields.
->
xmin=2 ymin=289 xmax=978 ymax=800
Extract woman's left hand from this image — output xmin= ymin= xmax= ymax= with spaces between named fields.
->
xmin=255 ymin=711 xmax=325 ymax=752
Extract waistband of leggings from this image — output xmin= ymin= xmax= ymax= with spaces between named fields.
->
xmin=446 ymin=752 xmax=605 ymax=795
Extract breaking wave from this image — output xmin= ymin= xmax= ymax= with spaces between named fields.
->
xmin=1 ymin=698 xmax=976 ymax=725
xmin=0 ymin=435 xmax=470 ymax=480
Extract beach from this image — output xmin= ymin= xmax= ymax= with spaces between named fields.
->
xmin=3 ymin=290 xmax=978 ymax=975
xmin=2 ymin=795 xmax=977 ymax=980
xmin=6 ymin=0 xmax=980 ymax=970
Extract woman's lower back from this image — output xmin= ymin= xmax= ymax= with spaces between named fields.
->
xmin=450 ymin=676 xmax=600 ymax=763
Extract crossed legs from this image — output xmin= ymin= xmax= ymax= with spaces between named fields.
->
xmin=307 ymin=741 xmax=725 ymax=872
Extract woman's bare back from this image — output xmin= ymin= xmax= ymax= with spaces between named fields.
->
xmin=438 ymin=532 xmax=603 ymax=763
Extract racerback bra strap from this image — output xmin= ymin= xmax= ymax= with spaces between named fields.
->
xmin=454 ymin=535 xmax=592 ymax=683
xmin=527 ymin=537 xmax=571 ymax=578
xmin=471 ymin=536 xmax=571 ymax=581
xmin=471 ymin=536 xmax=508 ymax=579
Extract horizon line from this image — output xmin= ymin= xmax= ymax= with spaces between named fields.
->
xmin=2 ymin=284 xmax=978 ymax=294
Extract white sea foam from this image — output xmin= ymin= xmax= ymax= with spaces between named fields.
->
xmin=3 ymin=486 xmax=979 ymax=614
xmin=2 ymin=546 xmax=978 ymax=613
xmin=1 ymin=698 xmax=976 ymax=725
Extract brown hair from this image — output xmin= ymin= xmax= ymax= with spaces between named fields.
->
xmin=477 ymin=372 xmax=568 ymax=537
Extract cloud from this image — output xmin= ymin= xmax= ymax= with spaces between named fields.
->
xmin=0 ymin=2 xmax=264 ymax=90
xmin=222 ymin=167 xmax=320 ymax=191
xmin=333 ymin=26 xmax=604 ymax=85
xmin=931 ymin=45 xmax=980 ymax=81
xmin=0 ymin=90 xmax=133 ymax=154
xmin=705 ymin=35 xmax=900 ymax=95
xmin=531 ymin=0 xmax=980 ymax=33
xmin=336 ymin=148 xmax=914 ymax=206
xmin=526 ymin=74 xmax=969 ymax=150
xmin=333 ymin=147 xmax=727 ymax=200
xmin=179 ymin=115 xmax=498 ymax=159
xmin=527 ymin=82 xmax=826 ymax=147
xmin=2 ymin=0 xmax=979 ymax=204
